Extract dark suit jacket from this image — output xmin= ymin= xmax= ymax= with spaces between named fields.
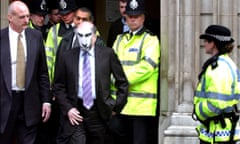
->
xmin=0 ymin=27 xmax=51 ymax=133
xmin=107 ymin=18 xmax=123 ymax=47
xmin=53 ymin=45 xmax=128 ymax=135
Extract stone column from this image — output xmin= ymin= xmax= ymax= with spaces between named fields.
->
xmin=1 ymin=0 xmax=9 ymax=29
xmin=160 ymin=0 xmax=199 ymax=143
xmin=159 ymin=0 xmax=240 ymax=144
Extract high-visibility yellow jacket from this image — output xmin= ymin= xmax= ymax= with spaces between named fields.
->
xmin=194 ymin=54 xmax=240 ymax=143
xmin=45 ymin=23 xmax=62 ymax=84
xmin=28 ymin=21 xmax=48 ymax=42
xmin=112 ymin=28 xmax=160 ymax=116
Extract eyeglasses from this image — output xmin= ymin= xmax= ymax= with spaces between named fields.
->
xmin=75 ymin=16 xmax=89 ymax=21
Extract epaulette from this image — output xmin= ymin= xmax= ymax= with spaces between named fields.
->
xmin=145 ymin=29 xmax=156 ymax=36
xmin=211 ymin=60 xmax=218 ymax=69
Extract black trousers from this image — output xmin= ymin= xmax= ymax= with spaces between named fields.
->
xmin=0 ymin=91 xmax=38 ymax=144
xmin=58 ymin=100 xmax=107 ymax=144
xmin=109 ymin=115 xmax=157 ymax=144
xmin=35 ymin=100 xmax=60 ymax=144
xmin=77 ymin=100 xmax=107 ymax=144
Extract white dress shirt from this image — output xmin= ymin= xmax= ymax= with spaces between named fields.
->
xmin=9 ymin=27 xmax=27 ymax=91
xmin=78 ymin=47 xmax=96 ymax=99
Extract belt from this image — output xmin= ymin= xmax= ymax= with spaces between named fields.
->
xmin=12 ymin=90 xmax=25 ymax=94
xmin=77 ymin=99 xmax=97 ymax=110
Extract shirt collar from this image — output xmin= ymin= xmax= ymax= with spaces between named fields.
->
xmin=9 ymin=26 xmax=25 ymax=39
xmin=121 ymin=17 xmax=127 ymax=25
xmin=130 ymin=26 xmax=144 ymax=35
xmin=81 ymin=47 xmax=94 ymax=56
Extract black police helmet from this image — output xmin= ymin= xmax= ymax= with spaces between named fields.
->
xmin=29 ymin=0 xmax=48 ymax=16
xmin=58 ymin=0 xmax=78 ymax=15
xmin=125 ymin=0 xmax=145 ymax=16
xmin=200 ymin=25 xmax=234 ymax=44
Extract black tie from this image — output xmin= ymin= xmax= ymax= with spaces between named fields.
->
xmin=129 ymin=32 xmax=133 ymax=40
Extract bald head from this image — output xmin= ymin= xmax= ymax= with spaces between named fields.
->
xmin=76 ymin=21 xmax=96 ymax=34
xmin=8 ymin=1 xmax=30 ymax=33
xmin=8 ymin=1 xmax=29 ymax=15
xmin=76 ymin=22 xmax=97 ymax=51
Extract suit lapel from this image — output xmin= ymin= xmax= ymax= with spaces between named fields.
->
xmin=1 ymin=28 xmax=12 ymax=95
xmin=94 ymin=47 xmax=101 ymax=95
xmin=73 ymin=48 xmax=80 ymax=94
xmin=25 ymin=28 xmax=36 ymax=89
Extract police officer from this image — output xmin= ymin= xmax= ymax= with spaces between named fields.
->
xmin=110 ymin=0 xmax=160 ymax=144
xmin=193 ymin=25 xmax=240 ymax=144
xmin=28 ymin=0 xmax=49 ymax=40
xmin=41 ymin=1 xmax=77 ymax=144
xmin=46 ymin=0 xmax=62 ymax=29
xmin=45 ymin=0 xmax=77 ymax=84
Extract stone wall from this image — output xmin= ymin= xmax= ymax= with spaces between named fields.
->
xmin=160 ymin=0 xmax=240 ymax=144
xmin=1 ymin=0 xmax=9 ymax=29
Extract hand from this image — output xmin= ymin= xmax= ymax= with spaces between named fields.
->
xmin=112 ymin=111 xmax=116 ymax=116
xmin=42 ymin=103 xmax=51 ymax=122
xmin=68 ymin=108 xmax=83 ymax=126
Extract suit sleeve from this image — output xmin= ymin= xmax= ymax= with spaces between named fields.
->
xmin=38 ymin=33 xmax=51 ymax=103
xmin=53 ymin=52 xmax=73 ymax=116
xmin=110 ymin=50 xmax=129 ymax=113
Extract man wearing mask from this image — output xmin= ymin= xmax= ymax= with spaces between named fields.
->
xmin=56 ymin=7 xmax=105 ymax=61
xmin=53 ymin=21 xmax=128 ymax=144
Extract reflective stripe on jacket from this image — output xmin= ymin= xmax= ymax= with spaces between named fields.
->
xmin=194 ymin=54 xmax=240 ymax=143
xmin=112 ymin=29 xmax=160 ymax=116
xmin=45 ymin=23 xmax=62 ymax=84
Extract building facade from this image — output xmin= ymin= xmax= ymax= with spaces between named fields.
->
xmin=1 ymin=0 xmax=240 ymax=144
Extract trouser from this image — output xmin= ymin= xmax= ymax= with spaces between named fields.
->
xmin=78 ymin=99 xmax=107 ymax=144
xmin=0 ymin=91 xmax=38 ymax=144
xmin=35 ymin=100 xmax=60 ymax=144
xmin=57 ymin=100 xmax=107 ymax=144
xmin=109 ymin=115 xmax=157 ymax=144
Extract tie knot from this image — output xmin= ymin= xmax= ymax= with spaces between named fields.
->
xmin=18 ymin=34 xmax=22 ymax=39
xmin=83 ymin=51 xmax=90 ymax=56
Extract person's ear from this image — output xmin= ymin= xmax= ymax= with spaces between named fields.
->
xmin=91 ymin=34 xmax=97 ymax=46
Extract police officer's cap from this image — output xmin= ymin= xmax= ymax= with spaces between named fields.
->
xmin=125 ymin=0 xmax=145 ymax=16
xmin=47 ymin=0 xmax=59 ymax=12
xmin=29 ymin=0 xmax=48 ymax=16
xmin=58 ymin=0 xmax=78 ymax=15
xmin=200 ymin=25 xmax=234 ymax=44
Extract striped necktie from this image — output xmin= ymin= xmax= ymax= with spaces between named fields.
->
xmin=82 ymin=51 xmax=93 ymax=109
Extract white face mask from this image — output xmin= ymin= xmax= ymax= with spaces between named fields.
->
xmin=78 ymin=28 xmax=93 ymax=52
